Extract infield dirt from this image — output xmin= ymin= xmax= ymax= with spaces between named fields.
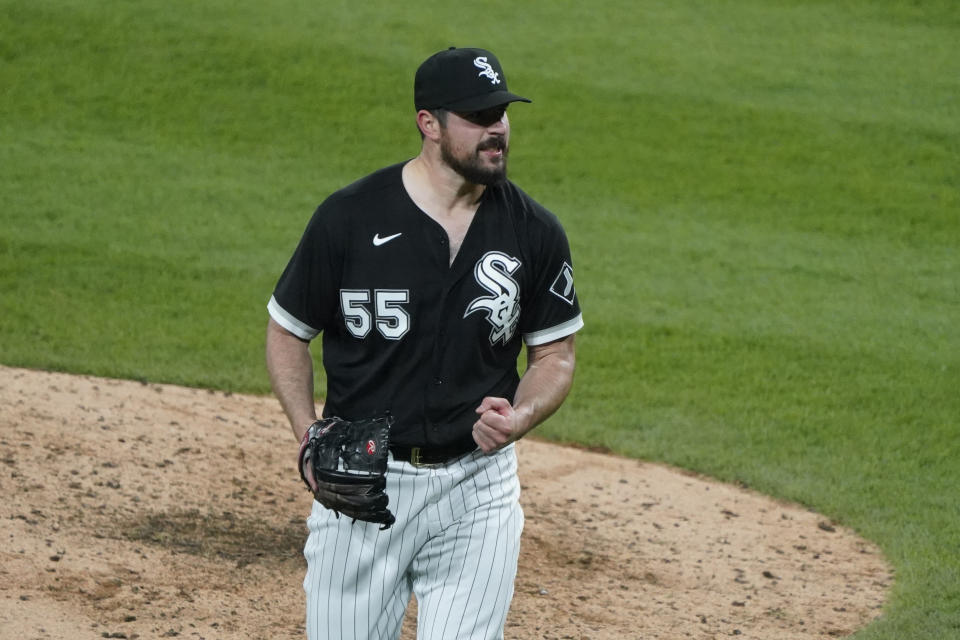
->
xmin=0 ymin=366 xmax=891 ymax=639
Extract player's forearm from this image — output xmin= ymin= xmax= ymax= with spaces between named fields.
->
xmin=265 ymin=319 xmax=318 ymax=441
xmin=512 ymin=334 xmax=576 ymax=438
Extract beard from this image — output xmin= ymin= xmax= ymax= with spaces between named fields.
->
xmin=440 ymin=134 xmax=509 ymax=186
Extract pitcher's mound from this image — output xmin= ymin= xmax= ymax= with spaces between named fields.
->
xmin=0 ymin=366 xmax=890 ymax=639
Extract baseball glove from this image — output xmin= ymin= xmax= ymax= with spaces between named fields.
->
xmin=297 ymin=415 xmax=395 ymax=529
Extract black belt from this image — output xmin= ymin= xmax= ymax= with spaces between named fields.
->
xmin=389 ymin=444 xmax=476 ymax=467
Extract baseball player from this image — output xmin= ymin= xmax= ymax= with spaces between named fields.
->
xmin=265 ymin=46 xmax=583 ymax=640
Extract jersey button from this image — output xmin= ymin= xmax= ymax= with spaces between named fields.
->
xmin=433 ymin=377 xmax=443 ymax=386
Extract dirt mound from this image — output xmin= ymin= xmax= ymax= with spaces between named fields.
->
xmin=0 ymin=366 xmax=891 ymax=639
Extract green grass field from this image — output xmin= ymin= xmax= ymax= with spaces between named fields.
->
xmin=2 ymin=1 xmax=958 ymax=637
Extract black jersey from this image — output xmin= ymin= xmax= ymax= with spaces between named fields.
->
xmin=269 ymin=162 xmax=583 ymax=450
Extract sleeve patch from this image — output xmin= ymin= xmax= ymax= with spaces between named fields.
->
xmin=549 ymin=262 xmax=576 ymax=305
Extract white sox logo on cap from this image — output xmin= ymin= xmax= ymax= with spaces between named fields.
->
xmin=474 ymin=57 xmax=501 ymax=85
xmin=414 ymin=47 xmax=530 ymax=111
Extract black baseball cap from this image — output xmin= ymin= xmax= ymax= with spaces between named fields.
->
xmin=414 ymin=47 xmax=532 ymax=112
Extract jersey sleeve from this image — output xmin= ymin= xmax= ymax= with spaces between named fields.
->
xmin=520 ymin=211 xmax=584 ymax=346
xmin=268 ymin=202 xmax=343 ymax=341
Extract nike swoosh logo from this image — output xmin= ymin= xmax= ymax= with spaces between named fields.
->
xmin=373 ymin=232 xmax=402 ymax=247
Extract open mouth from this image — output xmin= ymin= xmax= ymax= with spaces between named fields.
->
xmin=478 ymin=138 xmax=507 ymax=157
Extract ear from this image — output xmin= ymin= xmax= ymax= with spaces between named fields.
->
xmin=416 ymin=109 xmax=442 ymax=141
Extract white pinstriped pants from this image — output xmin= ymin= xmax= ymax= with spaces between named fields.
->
xmin=303 ymin=444 xmax=524 ymax=640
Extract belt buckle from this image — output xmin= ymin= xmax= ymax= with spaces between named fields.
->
xmin=409 ymin=446 xmax=442 ymax=468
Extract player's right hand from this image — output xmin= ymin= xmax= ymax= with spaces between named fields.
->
xmin=473 ymin=396 xmax=517 ymax=453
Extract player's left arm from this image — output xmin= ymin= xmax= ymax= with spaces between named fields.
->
xmin=473 ymin=333 xmax=576 ymax=453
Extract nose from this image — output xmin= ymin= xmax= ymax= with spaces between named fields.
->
xmin=487 ymin=113 xmax=508 ymax=134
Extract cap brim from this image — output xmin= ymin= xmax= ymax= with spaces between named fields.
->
xmin=442 ymin=90 xmax=532 ymax=112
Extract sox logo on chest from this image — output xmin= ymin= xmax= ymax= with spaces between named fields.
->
xmin=464 ymin=251 xmax=522 ymax=346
